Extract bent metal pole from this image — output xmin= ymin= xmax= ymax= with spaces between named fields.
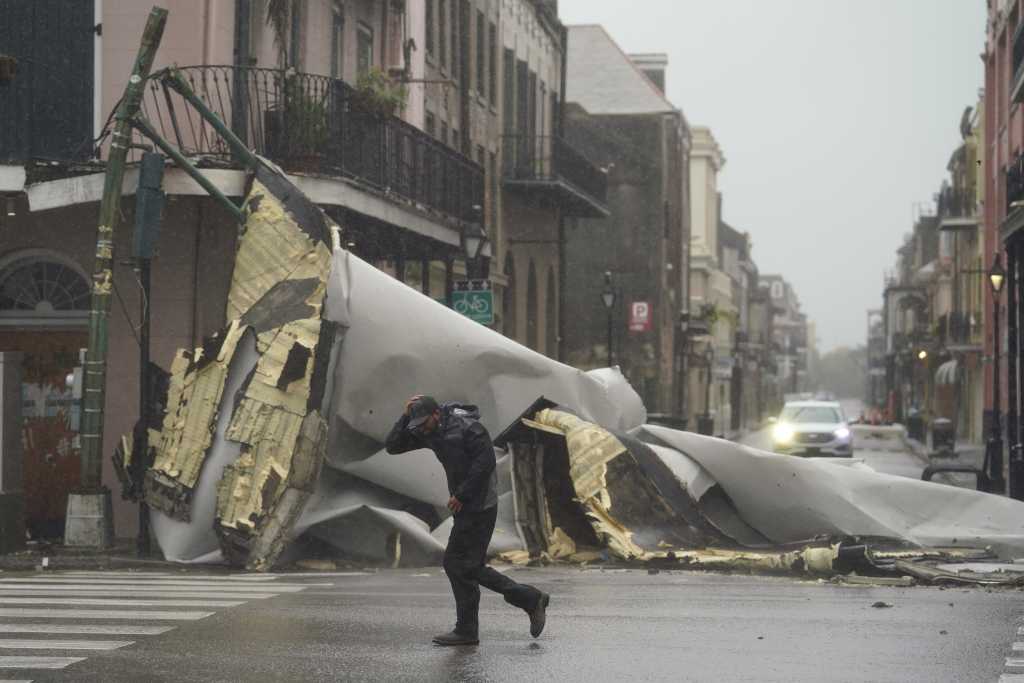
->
xmin=79 ymin=7 xmax=168 ymax=491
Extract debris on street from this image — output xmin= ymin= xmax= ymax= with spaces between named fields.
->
xmin=115 ymin=154 xmax=1024 ymax=585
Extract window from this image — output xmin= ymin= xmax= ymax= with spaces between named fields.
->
xmin=476 ymin=144 xmax=485 ymax=167
xmin=330 ymin=1 xmax=345 ymax=79
xmin=449 ymin=0 xmax=458 ymax=74
xmin=0 ymin=257 xmax=90 ymax=313
xmin=526 ymin=260 xmax=538 ymax=350
xmin=357 ymin=22 xmax=374 ymax=77
xmin=426 ymin=0 xmax=435 ymax=57
xmin=489 ymin=151 xmax=498 ymax=240
xmin=488 ymin=23 xmax=497 ymax=106
xmin=452 ymin=127 xmax=460 ymax=152
xmin=441 ymin=121 xmax=449 ymax=146
xmin=476 ymin=10 xmax=486 ymax=96
xmin=439 ymin=0 xmax=447 ymax=70
xmin=425 ymin=111 xmax=436 ymax=138
xmin=289 ymin=1 xmax=303 ymax=69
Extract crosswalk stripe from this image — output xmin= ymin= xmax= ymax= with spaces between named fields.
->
xmin=1000 ymin=674 xmax=1024 ymax=682
xmin=0 ymin=579 xmax=323 ymax=590
xmin=0 ymin=582 xmax=293 ymax=594
xmin=0 ymin=609 xmax=212 ymax=621
xmin=1014 ymin=642 xmax=1024 ymax=652
xmin=0 ymin=598 xmax=244 ymax=608
xmin=1007 ymin=657 xmax=1024 ymax=667
xmin=0 ymin=639 xmax=133 ymax=651
xmin=0 ymin=657 xmax=84 ymax=669
xmin=0 ymin=589 xmax=274 ymax=600
xmin=0 ymin=624 xmax=173 ymax=636
xmin=57 ymin=572 xmax=281 ymax=582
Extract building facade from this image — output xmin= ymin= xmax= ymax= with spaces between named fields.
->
xmin=560 ymin=26 xmax=690 ymax=417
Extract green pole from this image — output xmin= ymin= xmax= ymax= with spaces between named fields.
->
xmin=79 ymin=7 xmax=168 ymax=491
xmin=161 ymin=69 xmax=262 ymax=171
xmin=132 ymin=115 xmax=246 ymax=223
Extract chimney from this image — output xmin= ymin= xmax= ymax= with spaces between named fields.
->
xmin=628 ymin=53 xmax=668 ymax=94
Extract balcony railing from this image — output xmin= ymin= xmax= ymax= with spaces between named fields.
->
xmin=1013 ymin=19 xmax=1024 ymax=103
xmin=937 ymin=187 xmax=976 ymax=221
xmin=141 ymin=66 xmax=483 ymax=226
xmin=501 ymin=134 xmax=608 ymax=217
xmin=1008 ymin=150 xmax=1024 ymax=215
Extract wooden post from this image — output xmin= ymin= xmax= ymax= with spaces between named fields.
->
xmin=78 ymin=8 xmax=168 ymax=496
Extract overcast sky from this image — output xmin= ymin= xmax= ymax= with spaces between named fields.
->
xmin=558 ymin=0 xmax=986 ymax=352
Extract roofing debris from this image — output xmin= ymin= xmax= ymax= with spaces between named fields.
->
xmin=113 ymin=159 xmax=1024 ymax=585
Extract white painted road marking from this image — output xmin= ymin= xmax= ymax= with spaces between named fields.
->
xmin=0 ymin=597 xmax=244 ymax=608
xmin=0 ymin=608 xmax=213 ymax=621
xmin=0 ymin=589 xmax=274 ymax=600
xmin=1007 ymin=657 xmax=1024 ymax=667
xmin=0 ymin=579 xmax=321 ymax=591
xmin=1014 ymin=642 xmax=1024 ymax=652
xmin=0 ymin=582 xmax=286 ymax=594
xmin=0 ymin=657 xmax=84 ymax=669
xmin=0 ymin=624 xmax=173 ymax=636
xmin=0 ymin=639 xmax=133 ymax=651
xmin=1000 ymin=674 xmax=1024 ymax=682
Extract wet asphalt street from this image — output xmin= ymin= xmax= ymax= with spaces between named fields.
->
xmin=2 ymin=567 xmax=1022 ymax=682
xmin=4 ymin=422 xmax=1017 ymax=682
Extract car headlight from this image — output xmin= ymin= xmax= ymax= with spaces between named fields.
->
xmin=834 ymin=426 xmax=851 ymax=440
xmin=773 ymin=423 xmax=795 ymax=444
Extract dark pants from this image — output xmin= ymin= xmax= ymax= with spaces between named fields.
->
xmin=443 ymin=505 xmax=542 ymax=637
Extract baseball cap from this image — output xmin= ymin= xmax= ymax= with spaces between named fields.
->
xmin=407 ymin=396 xmax=440 ymax=429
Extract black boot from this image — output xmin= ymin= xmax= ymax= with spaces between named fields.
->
xmin=528 ymin=593 xmax=550 ymax=638
xmin=432 ymin=630 xmax=479 ymax=646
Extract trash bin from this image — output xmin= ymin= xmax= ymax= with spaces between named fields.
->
xmin=696 ymin=415 xmax=715 ymax=436
xmin=931 ymin=418 xmax=955 ymax=455
xmin=906 ymin=410 xmax=925 ymax=442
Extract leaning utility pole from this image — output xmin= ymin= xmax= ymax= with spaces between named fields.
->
xmin=67 ymin=7 xmax=168 ymax=547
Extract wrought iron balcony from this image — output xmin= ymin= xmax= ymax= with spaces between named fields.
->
xmin=937 ymin=186 xmax=978 ymax=231
xmin=501 ymin=134 xmax=609 ymax=218
xmin=1013 ymin=19 xmax=1024 ymax=104
xmin=141 ymin=66 xmax=483 ymax=227
xmin=1009 ymin=150 xmax=1024 ymax=215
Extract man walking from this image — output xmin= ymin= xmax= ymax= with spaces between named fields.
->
xmin=386 ymin=395 xmax=550 ymax=646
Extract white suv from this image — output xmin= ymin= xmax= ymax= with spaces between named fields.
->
xmin=770 ymin=401 xmax=853 ymax=457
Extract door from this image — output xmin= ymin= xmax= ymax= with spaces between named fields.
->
xmin=0 ymin=330 xmax=86 ymax=539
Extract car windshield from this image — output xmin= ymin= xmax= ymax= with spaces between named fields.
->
xmin=779 ymin=407 xmax=841 ymax=424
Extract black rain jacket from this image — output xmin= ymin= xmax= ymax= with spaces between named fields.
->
xmin=384 ymin=403 xmax=498 ymax=514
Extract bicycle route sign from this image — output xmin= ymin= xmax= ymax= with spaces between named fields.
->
xmin=452 ymin=279 xmax=493 ymax=325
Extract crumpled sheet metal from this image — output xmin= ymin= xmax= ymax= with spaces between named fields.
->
xmin=637 ymin=424 xmax=1024 ymax=558
xmin=522 ymin=408 xmax=696 ymax=561
xmin=145 ymin=320 xmax=250 ymax=520
xmin=144 ymin=168 xmax=336 ymax=568
xmin=320 ymin=248 xmax=646 ymax=465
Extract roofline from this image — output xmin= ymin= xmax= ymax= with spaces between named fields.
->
xmin=566 ymin=24 xmax=678 ymax=114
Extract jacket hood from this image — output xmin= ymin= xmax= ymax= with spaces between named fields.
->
xmin=442 ymin=402 xmax=481 ymax=421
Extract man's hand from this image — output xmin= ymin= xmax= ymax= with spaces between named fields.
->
xmin=404 ymin=395 xmax=423 ymax=416
xmin=447 ymin=496 xmax=463 ymax=513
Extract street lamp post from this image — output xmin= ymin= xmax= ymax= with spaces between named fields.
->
xmin=601 ymin=271 xmax=615 ymax=367
xmin=462 ymin=221 xmax=489 ymax=280
xmin=988 ymin=252 xmax=1007 ymax=494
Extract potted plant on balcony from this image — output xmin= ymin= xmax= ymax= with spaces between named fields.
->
xmin=350 ymin=67 xmax=408 ymax=118
xmin=265 ymin=72 xmax=330 ymax=173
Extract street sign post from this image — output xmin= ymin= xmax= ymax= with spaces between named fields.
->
xmin=453 ymin=279 xmax=494 ymax=325
xmin=629 ymin=301 xmax=651 ymax=332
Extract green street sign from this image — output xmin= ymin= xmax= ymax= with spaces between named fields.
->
xmin=452 ymin=279 xmax=494 ymax=325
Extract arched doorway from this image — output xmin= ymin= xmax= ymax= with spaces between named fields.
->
xmin=0 ymin=250 xmax=90 ymax=540
xmin=526 ymin=260 xmax=538 ymax=350
xmin=545 ymin=267 xmax=557 ymax=358
xmin=503 ymin=253 xmax=517 ymax=340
